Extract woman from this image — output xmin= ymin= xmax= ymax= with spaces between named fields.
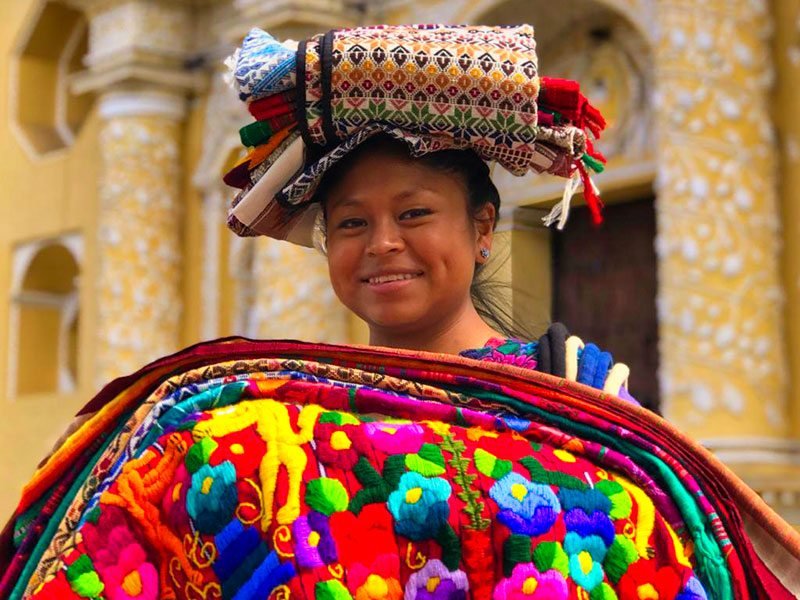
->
xmin=4 ymin=24 xmax=799 ymax=600
xmin=316 ymin=133 xmax=633 ymax=397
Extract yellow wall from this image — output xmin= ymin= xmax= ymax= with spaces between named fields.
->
xmin=0 ymin=0 xmax=100 ymax=517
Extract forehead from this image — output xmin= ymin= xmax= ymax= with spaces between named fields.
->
xmin=324 ymin=148 xmax=468 ymax=210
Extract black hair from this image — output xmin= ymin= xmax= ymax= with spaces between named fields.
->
xmin=313 ymin=133 xmax=538 ymax=341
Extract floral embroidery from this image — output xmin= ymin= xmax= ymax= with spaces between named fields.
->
xmin=460 ymin=338 xmax=539 ymax=370
xmin=492 ymin=563 xmax=568 ymax=600
xmin=316 ymin=422 xmax=363 ymax=469
xmin=563 ymin=532 xmax=607 ymax=591
xmin=348 ymin=554 xmax=403 ymax=600
xmin=329 ymin=504 xmax=396 ymax=566
xmin=186 ymin=461 xmax=238 ymax=534
xmin=617 ymin=560 xmax=687 ymax=600
xmin=387 ymin=472 xmax=451 ymax=540
xmin=210 ymin=427 xmax=267 ymax=477
xmin=489 ymin=472 xmax=560 ymax=536
xmin=99 ymin=542 xmax=158 ymax=600
xmin=677 ymin=576 xmax=709 ymax=600
xmin=161 ymin=463 xmax=190 ymax=531
xmin=293 ymin=511 xmax=337 ymax=567
xmin=365 ymin=422 xmax=425 ymax=454
xmin=306 ymin=477 xmax=350 ymax=515
xmin=65 ymin=555 xmax=105 ymax=599
xmin=404 ymin=559 xmax=469 ymax=600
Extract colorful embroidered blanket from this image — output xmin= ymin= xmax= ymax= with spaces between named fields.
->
xmin=2 ymin=339 xmax=799 ymax=600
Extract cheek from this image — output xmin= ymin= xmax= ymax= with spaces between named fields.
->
xmin=326 ymin=242 xmax=358 ymax=294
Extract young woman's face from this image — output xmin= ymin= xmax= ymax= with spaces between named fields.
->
xmin=324 ymin=148 xmax=493 ymax=338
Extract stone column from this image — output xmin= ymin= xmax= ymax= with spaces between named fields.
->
xmin=250 ymin=238 xmax=349 ymax=343
xmin=653 ymin=0 xmax=791 ymax=456
xmin=94 ymin=90 xmax=185 ymax=385
xmin=69 ymin=0 xmax=196 ymax=386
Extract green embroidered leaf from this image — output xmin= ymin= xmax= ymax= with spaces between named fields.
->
xmin=533 ymin=541 xmax=569 ymax=577
xmin=66 ymin=555 xmax=104 ymax=598
xmin=596 ymin=480 xmax=632 ymax=519
xmin=306 ymin=478 xmax=349 ymax=515
xmin=316 ymin=580 xmax=354 ymax=600
xmin=406 ymin=444 xmax=446 ymax=476
xmin=490 ymin=459 xmax=513 ymax=480
xmin=436 ymin=523 xmax=462 ymax=571
xmin=185 ymin=437 xmax=218 ymax=474
xmin=504 ymin=535 xmax=532 ymax=576
xmin=589 ymin=583 xmax=619 ymax=600
xmin=520 ymin=456 xmax=588 ymax=490
xmin=603 ymin=535 xmax=639 ymax=583
xmin=473 ymin=448 xmax=497 ymax=477
xmin=65 ymin=555 xmax=94 ymax=580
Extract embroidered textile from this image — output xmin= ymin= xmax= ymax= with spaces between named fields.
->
xmin=2 ymin=340 xmax=799 ymax=599
xmin=223 ymin=25 xmax=609 ymax=246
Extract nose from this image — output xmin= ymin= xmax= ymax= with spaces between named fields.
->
xmin=366 ymin=219 xmax=404 ymax=256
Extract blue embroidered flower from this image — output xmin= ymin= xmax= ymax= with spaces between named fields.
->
xmin=563 ymin=508 xmax=615 ymax=547
xmin=677 ymin=575 xmax=709 ymax=600
xmin=563 ymin=532 xmax=607 ymax=592
xmin=489 ymin=472 xmax=560 ymax=536
xmin=387 ymin=472 xmax=451 ymax=540
xmin=186 ymin=461 xmax=238 ymax=534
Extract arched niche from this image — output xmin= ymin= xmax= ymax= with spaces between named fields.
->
xmin=10 ymin=1 xmax=94 ymax=157
xmin=8 ymin=236 xmax=82 ymax=398
xmin=477 ymin=0 xmax=654 ymax=168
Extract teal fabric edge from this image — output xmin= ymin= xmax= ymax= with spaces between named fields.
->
xmin=9 ymin=428 xmax=119 ymax=600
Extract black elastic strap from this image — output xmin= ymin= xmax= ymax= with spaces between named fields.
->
xmin=320 ymin=30 xmax=338 ymax=146
xmin=295 ymin=38 xmax=314 ymax=151
xmin=547 ymin=322 xmax=569 ymax=378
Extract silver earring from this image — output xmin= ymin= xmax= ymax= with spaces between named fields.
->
xmin=480 ymin=247 xmax=490 ymax=259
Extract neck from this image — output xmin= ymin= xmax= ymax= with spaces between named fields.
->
xmin=368 ymin=303 xmax=502 ymax=355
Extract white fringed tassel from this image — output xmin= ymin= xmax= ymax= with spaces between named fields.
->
xmin=542 ymin=169 xmax=582 ymax=230
xmin=222 ymin=48 xmax=241 ymax=90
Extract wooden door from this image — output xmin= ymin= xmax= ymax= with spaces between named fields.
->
xmin=551 ymin=198 xmax=660 ymax=411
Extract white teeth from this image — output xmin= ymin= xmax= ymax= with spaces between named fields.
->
xmin=368 ymin=273 xmax=419 ymax=284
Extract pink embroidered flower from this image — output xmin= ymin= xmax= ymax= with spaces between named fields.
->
xmin=364 ymin=422 xmax=424 ymax=454
xmin=99 ymin=542 xmax=158 ymax=600
xmin=492 ymin=563 xmax=568 ymax=600
xmin=405 ymin=559 xmax=469 ymax=600
xmin=161 ymin=463 xmax=190 ymax=531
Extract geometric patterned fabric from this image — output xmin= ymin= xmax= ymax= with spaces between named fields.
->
xmin=223 ymin=25 xmax=608 ymax=245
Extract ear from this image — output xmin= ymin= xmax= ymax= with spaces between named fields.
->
xmin=474 ymin=202 xmax=496 ymax=263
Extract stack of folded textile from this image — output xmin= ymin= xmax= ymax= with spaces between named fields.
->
xmin=222 ymin=25 xmax=610 ymax=246
xmin=2 ymin=340 xmax=799 ymax=599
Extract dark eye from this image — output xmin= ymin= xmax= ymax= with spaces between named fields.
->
xmin=400 ymin=208 xmax=432 ymax=220
xmin=336 ymin=217 xmax=366 ymax=230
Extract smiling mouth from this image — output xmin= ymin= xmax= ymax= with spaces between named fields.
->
xmin=364 ymin=272 xmax=423 ymax=285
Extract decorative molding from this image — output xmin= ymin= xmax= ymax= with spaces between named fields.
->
xmin=98 ymin=90 xmax=187 ymax=121
xmin=702 ymin=437 xmax=800 ymax=466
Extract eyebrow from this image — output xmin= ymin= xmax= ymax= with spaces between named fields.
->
xmin=328 ymin=188 xmax=431 ymax=211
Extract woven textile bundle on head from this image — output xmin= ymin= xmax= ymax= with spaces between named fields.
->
xmin=2 ymin=340 xmax=800 ymax=599
xmin=223 ymin=25 xmax=609 ymax=246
